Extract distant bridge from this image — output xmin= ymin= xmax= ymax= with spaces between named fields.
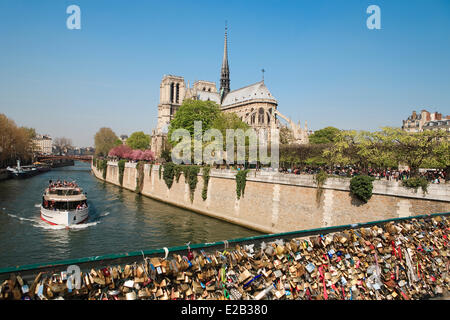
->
xmin=36 ymin=155 xmax=93 ymax=163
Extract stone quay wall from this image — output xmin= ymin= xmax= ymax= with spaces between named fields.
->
xmin=92 ymin=162 xmax=450 ymax=234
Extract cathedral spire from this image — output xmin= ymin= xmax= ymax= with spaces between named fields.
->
xmin=220 ymin=21 xmax=230 ymax=97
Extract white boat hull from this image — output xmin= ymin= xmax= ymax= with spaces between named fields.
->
xmin=40 ymin=206 xmax=89 ymax=226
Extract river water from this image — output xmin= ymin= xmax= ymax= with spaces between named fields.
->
xmin=0 ymin=161 xmax=260 ymax=269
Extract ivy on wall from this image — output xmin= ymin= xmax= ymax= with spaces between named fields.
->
xmin=118 ymin=159 xmax=126 ymax=186
xmin=182 ymin=165 xmax=200 ymax=203
xmin=174 ymin=165 xmax=183 ymax=183
xmin=135 ymin=161 xmax=145 ymax=193
xmin=97 ymin=159 xmax=108 ymax=180
xmin=235 ymin=169 xmax=249 ymax=200
xmin=163 ymin=162 xmax=176 ymax=189
xmin=202 ymin=166 xmax=211 ymax=201
xmin=314 ymin=170 xmax=328 ymax=205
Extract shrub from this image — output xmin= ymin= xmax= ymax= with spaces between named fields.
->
xmin=350 ymin=175 xmax=374 ymax=203
xmin=236 ymin=169 xmax=250 ymax=200
xmin=403 ymin=177 xmax=429 ymax=194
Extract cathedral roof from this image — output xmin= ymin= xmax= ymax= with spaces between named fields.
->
xmin=196 ymin=90 xmax=221 ymax=104
xmin=221 ymin=81 xmax=277 ymax=107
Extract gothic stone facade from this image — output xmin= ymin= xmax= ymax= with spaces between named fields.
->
xmin=151 ymin=26 xmax=308 ymax=157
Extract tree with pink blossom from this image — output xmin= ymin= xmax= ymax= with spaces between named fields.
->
xmin=108 ymin=144 xmax=132 ymax=159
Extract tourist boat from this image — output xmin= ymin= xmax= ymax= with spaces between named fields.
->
xmin=40 ymin=181 xmax=89 ymax=226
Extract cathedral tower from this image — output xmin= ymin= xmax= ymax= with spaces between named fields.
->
xmin=220 ymin=23 xmax=230 ymax=99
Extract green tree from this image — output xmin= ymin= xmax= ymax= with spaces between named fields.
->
xmin=126 ymin=131 xmax=150 ymax=150
xmin=53 ymin=137 xmax=73 ymax=155
xmin=279 ymin=126 xmax=294 ymax=145
xmin=168 ymin=99 xmax=221 ymax=146
xmin=309 ymin=127 xmax=341 ymax=144
xmin=22 ymin=127 xmax=37 ymax=139
xmin=210 ymin=112 xmax=251 ymax=163
xmin=0 ymin=114 xmax=35 ymax=167
xmin=373 ymin=127 xmax=449 ymax=176
xmin=94 ymin=127 xmax=119 ymax=156
xmin=113 ymin=138 xmax=123 ymax=147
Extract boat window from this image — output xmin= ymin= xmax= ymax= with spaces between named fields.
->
xmin=42 ymin=200 xmax=87 ymax=211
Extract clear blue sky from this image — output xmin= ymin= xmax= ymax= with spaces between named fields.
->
xmin=1 ymin=0 xmax=449 ymax=147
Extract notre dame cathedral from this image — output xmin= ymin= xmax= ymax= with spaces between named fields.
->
xmin=151 ymin=25 xmax=309 ymax=157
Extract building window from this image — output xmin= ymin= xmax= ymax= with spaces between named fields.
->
xmin=176 ymin=83 xmax=180 ymax=103
xmin=258 ymin=108 xmax=265 ymax=124
xmin=170 ymin=83 xmax=174 ymax=103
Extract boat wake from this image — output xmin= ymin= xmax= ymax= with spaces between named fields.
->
xmin=6 ymin=212 xmax=105 ymax=230
xmin=6 ymin=213 xmax=36 ymax=223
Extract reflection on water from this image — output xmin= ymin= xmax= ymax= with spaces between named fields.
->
xmin=0 ymin=162 xmax=260 ymax=268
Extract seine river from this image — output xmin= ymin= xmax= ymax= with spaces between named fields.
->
xmin=0 ymin=161 xmax=260 ymax=269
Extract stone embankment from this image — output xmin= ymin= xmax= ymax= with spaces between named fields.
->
xmin=92 ymin=162 xmax=450 ymax=234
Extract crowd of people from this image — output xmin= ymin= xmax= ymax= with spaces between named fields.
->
xmin=48 ymin=179 xmax=79 ymax=188
xmin=76 ymin=202 xmax=88 ymax=210
xmin=278 ymin=166 xmax=447 ymax=183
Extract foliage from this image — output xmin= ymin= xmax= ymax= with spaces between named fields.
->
xmin=118 ymin=159 xmax=126 ymax=186
xmin=113 ymin=139 xmax=123 ymax=147
xmin=280 ymin=126 xmax=295 ymax=145
xmin=211 ymin=112 xmax=250 ymax=143
xmin=309 ymin=127 xmax=341 ymax=144
xmin=236 ymin=169 xmax=250 ymax=200
xmin=402 ymin=177 xmax=429 ymax=194
xmin=97 ymin=159 xmax=108 ymax=180
xmin=135 ymin=161 xmax=145 ymax=193
xmin=109 ymin=144 xmax=155 ymax=162
xmin=108 ymin=144 xmax=132 ymax=159
xmin=202 ymin=166 xmax=211 ymax=201
xmin=314 ymin=170 xmax=328 ymax=187
xmin=159 ymin=164 xmax=162 ymax=179
xmin=53 ymin=137 xmax=73 ymax=155
xmin=174 ymin=165 xmax=183 ymax=183
xmin=149 ymin=164 xmax=153 ymax=177
xmin=126 ymin=131 xmax=151 ymax=150
xmin=321 ymin=127 xmax=448 ymax=175
xmin=129 ymin=149 xmax=155 ymax=161
xmin=314 ymin=170 xmax=328 ymax=204
xmin=160 ymin=148 xmax=172 ymax=163
xmin=0 ymin=114 xmax=35 ymax=167
xmin=163 ymin=162 xmax=176 ymax=189
xmin=168 ymin=99 xmax=221 ymax=147
xmin=94 ymin=127 xmax=119 ymax=157
xmin=280 ymin=143 xmax=330 ymax=168
xmin=350 ymin=175 xmax=374 ymax=203
xmin=368 ymin=127 xmax=447 ymax=176
xmin=181 ymin=165 xmax=200 ymax=202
